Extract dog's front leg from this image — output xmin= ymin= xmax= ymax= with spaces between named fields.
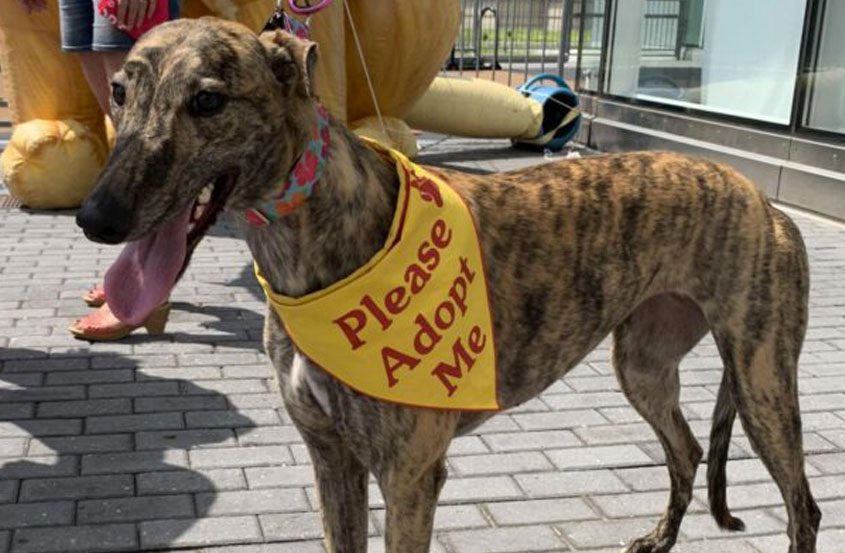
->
xmin=375 ymin=410 xmax=459 ymax=553
xmin=265 ymin=316 xmax=369 ymax=552
xmin=300 ymin=424 xmax=369 ymax=553
xmin=380 ymin=457 xmax=447 ymax=552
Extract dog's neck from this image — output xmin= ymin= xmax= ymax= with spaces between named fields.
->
xmin=241 ymin=117 xmax=400 ymax=298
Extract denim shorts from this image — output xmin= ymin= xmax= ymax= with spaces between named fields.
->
xmin=59 ymin=0 xmax=181 ymax=52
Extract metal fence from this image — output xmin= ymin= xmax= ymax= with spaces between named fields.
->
xmin=447 ymin=0 xmax=572 ymax=79
xmin=448 ymin=0 xmax=683 ymax=84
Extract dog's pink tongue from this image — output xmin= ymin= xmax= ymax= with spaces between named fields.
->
xmin=104 ymin=207 xmax=191 ymax=325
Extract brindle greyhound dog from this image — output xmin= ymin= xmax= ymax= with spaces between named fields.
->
xmin=75 ymin=18 xmax=820 ymax=553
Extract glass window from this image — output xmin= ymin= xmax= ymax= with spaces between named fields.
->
xmin=606 ymin=0 xmax=808 ymax=125
xmin=804 ymin=0 xmax=845 ymax=134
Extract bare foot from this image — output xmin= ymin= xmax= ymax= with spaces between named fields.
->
xmin=82 ymin=284 xmax=107 ymax=307
xmin=69 ymin=303 xmax=170 ymax=341
xmin=69 ymin=303 xmax=133 ymax=340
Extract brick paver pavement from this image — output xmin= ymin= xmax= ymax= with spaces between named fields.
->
xmin=0 ymin=137 xmax=843 ymax=552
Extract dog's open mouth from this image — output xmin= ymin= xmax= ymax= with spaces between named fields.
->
xmin=188 ymin=173 xmax=237 ymax=248
xmin=103 ymin=174 xmax=237 ymax=325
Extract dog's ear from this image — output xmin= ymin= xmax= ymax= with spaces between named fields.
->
xmin=260 ymin=30 xmax=318 ymax=98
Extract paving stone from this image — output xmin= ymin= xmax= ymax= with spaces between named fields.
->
xmin=195 ymin=488 xmax=309 ymax=515
xmin=37 ymin=399 xmax=131 ymax=418
xmin=0 ymin=404 xmax=34 ymax=420
xmin=0 ymin=420 xmax=81 ymax=438
xmin=185 ymin=409 xmax=278 ymax=428
xmin=20 ymin=475 xmax=133 ymax=502
xmin=226 ymin=394 xmax=283 ymax=410
xmin=44 ymin=369 xmax=133 ymax=385
xmin=235 ymin=426 xmax=302 ymax=446
xmin=542 ymin=391 xmax=629 ymax=410
xmin=0 ymin=501 xmax=74 ymax=529
xmin=189 ymin=445 xmax=292 ymax=469
xmin=258 ymin=512 xmax=324 ymax=541
xmin=77 ymin=494 xmax=194 ymax=523
xmin=244 ymin=466 xmax=314 ymax=489
xmin=0 ymin=456 xmax=78 ymax=479
xmin=172 ymin=544 xmax=325 ymax=553
xmin=137 ymin=468 xmax=247 ymax=495
xmin=28 ymin=434 xmax=132 ymax=455
xmin=138 ymin=366 xmax=222 ymax=381
xmin=11 ymin=523 xmax=137 ymax=552
xmin=183 ymin=380 xmax=269 ymax=395
xmin=680 ymin=509 xmax=785 ymax=539
xmin=574 ymin=422 xmax=658 ymax=445
xmin=808 ymin=452 xmax=845 ymax=474
xmin=81 ymin=450 xmax=188 ymax=475
xmin=86 ymin=412 xmax=184 ymax=434
xmin=485 ymin=497 xmax=596 ymax=525
xmin=513 ymin=409 xmax=607 ymax=430
xmin=547 ymin=444 xmax=653 ymax=470
xmin=482 ymin=430 xmax=581 ymax=452
xmin=0 ymin=482 xmax=19 ymax=504
xmin=140 ymin=516 xmax=262 ymax=549
xmin=89 ymin=382 xmax=179 ymax=398
xmin=438 ymin=476 xmax=525 ymax=504
xmin=449 ymin=451 xmax=553 ymax=476
xmin=560 ymin=517 xmax=660 ymax=550
xmin=593 ymin=490 xmax=706 ymax=518
xmin=447 ymin=436 xmax=490 ymax=456
xmin=445 ymin=525 xmax=565 ymax=553
xmin=134 ymin=396 xmax=228 ymax=413
xmin=0 ymin=440 xmax=27 ymax=458
xmin=516 ymin=469 xmax=629 ymax=498
xmin=375 ymin=504 xmax=488 ymax=533
xmin=136 ymin=429 xmax=236 ymax=450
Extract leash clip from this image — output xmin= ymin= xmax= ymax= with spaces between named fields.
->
xmin=263 ymin=7 xmax=312 ymax=39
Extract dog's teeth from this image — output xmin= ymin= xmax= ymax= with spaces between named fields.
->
xmin=198 ymin=185 xmax=213 ymax=205
xmin=193 ymin=205 xmax=205 ymax=220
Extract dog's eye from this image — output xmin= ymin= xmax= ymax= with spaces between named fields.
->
xmin=111 ymin=83 xmax=126 ymax=107
xmin=191 ymin=91 xmax=227 ymax=117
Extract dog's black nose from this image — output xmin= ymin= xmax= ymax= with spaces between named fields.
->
xmin=76 ymin=193 xmax=133 ymax=244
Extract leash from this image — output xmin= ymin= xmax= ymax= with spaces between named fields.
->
xmin=341 ymin=0 xmax=389 ymax=144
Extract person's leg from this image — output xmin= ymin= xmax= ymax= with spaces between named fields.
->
xmin=69 ymin=1 xmax=137 ymax=339
xmin=87 ymin=0 xmax=133 ymax=110
xmin=72 ymin=0 xmax=188 ymax=341
xmin=75 ymin=51 xmax=113 ymax=112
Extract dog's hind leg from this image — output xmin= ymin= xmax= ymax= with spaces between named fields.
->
xmin=706 ymin=245 xmax=820 ymax=552
xmin=699 ymin=209 xmax=820 ymax=553
xmin=712 ymin=332 xmax=819 ymax=553
xmin=611 ymin=293 xmax=709 ymax=553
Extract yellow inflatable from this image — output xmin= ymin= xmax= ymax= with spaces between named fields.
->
xmin=408 ymin=76 xmax=544 ymax=140
xmin=0 ymin=0 xmax=460 ymax=208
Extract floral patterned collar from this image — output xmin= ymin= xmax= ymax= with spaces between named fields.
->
xmin=244 ymin=104 xmax=331 ymax=226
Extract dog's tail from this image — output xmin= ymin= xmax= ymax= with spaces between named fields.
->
xmin=707 ymin=371 xmax=745 ymax=531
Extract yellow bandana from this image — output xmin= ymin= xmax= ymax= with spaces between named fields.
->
xmin=255 ymin=139 xmax=500 ymax=411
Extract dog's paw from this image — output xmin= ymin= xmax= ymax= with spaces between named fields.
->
xmin=622 ymin=535 xmax=674 ymax=553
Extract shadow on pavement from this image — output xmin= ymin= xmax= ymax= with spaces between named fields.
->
xmin=0 ymin=347 xmax=255 ymax=552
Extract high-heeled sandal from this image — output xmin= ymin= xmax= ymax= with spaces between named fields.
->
xmin=69 ymin=303 xmax=171 ymax=341
xmin=81 ymin=284 xmax=107 ymax=308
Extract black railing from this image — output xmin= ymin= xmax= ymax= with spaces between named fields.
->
xmin=451 ymin=0 xmax=684 ymax=66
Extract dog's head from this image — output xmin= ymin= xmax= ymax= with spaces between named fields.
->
xmin=76 ymin=18 xmax=318 ymax=244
